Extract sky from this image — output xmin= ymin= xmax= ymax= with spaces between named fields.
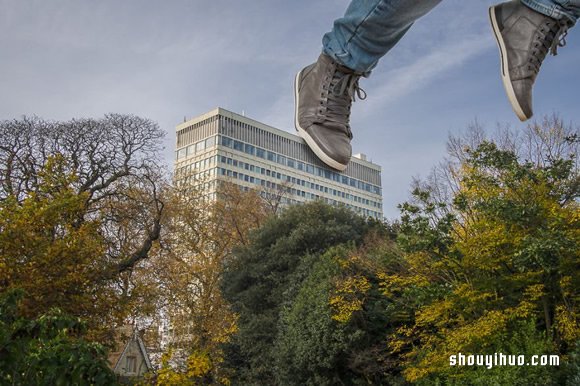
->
xmin=1 ymin=0 xmax=579 ymax=219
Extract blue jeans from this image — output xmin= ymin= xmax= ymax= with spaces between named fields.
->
xmin=323 ymin=0 xmax=579 ymax=73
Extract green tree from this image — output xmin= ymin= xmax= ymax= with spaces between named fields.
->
xmin=275 ymin=240 xmax=405 ymax=386
xmin=220 ymin=201 xmax=380 ymax=384
xmin=387 ymin=132 xmax=579 ymax=384
xmin=0 ymin=289 xmax=117 ymax=386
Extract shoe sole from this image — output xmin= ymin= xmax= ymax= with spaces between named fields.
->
xmin=294 ymin=70 xmax=349 ymax=171
xmin=489 ymin=6 xmax=529 ymax=122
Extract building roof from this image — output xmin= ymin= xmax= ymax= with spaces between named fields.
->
xmin=108 ymin=327 xmax=153 ymax=373
xmin=177 ymin=107 xmax=381 ymax=171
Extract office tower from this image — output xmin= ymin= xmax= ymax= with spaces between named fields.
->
xmin=175 ymin=108 xmax=383 ymax=219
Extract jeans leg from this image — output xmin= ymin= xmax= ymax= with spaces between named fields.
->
xmin=322 ymin=0 xmax=443 ymax=74
xmin=522 ymin=0 xmax=580 ymax=23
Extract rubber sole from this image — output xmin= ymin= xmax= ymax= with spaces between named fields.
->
xmin=294 ymin=70 xmax=348 ymax=171
xmin=489 ymin=5 xmax=529 ymax=122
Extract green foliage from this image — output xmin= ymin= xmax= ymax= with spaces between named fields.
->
xmin=275 ymin=244 xmax=405 ymax=385
xmin=220 ymin=201 xmax=379 ymax=384
xmin=388 ymin=140 xmax=579 ymax=384
xmin=0 ymin=289 xmax=117 ymax=385
xmin=274 ymin=247 xmax=354 ymax=385
xmin=416 ymin=320 xmax=561 ymax=386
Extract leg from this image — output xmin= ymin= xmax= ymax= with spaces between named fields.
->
xmin=322 ymin=0 xmax=443 ymax=74
xmin=522 ymin=0 xmax=580 ymax=23
xmin=295 ymin=0 xmax=442 ymax=170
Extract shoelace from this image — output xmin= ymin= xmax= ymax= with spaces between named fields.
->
xmin=323 ymin=66 xmax=367 ymax=138
xmin=549 ymin=19 xmax=569 ymax=55
xmin=332 ymin=72 xmax=367 ymax=101
xmin=530 ymin=18 xmax=570 ymax=73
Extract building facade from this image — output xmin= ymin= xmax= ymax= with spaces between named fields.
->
xmin=174 ymin=108 xmax=383 ymax=219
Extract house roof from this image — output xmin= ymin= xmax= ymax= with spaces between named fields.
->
xmin=108 ymin=328 xmax=153 ymax=372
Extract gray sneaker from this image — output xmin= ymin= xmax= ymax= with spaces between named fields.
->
xmin=294 ymin=53 xmax=366 ymax=171
xmin=490 ymin=1 xmax=571 ymax=121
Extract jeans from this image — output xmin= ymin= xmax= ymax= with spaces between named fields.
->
xmin=323 ymin=0 xmax=580 ymax=73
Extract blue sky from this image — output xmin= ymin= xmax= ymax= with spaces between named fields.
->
xmin=1 ymin=0 xmax=579 ymax=219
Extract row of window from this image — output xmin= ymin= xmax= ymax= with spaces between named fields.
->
xmin=175 ymin=134 xmax=382 ymax=196
xmin=176 ymin=136 xmax=217 ymax=160
xmin=217 ymin=167 xmax=382 ymax=218
xmin=274 ymin=195 xmax=381 ymax=219
xmin=218 ymin=116 xmax=382 ymax=186
xmin=218 ymin=135 xmax=382 ymax=196
xmin=218 ymin=156 xmax=381 ymax=209
xmin=174 ymin=152 xmax=382 ymax=210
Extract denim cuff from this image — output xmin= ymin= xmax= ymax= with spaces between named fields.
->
xmin=521 ymin=0 xmax=578 ymax=24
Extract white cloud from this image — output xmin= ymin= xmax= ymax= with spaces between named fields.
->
xmin=361 ymin=32 xmax=494 ymax=116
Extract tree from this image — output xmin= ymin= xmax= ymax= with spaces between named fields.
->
xmin=274 ymin=239 xmax=406 ymax=386
xmin=148 ymin=182 xmax=274 ymax=384
xmin=0 ymin=289 xmax=117 ymax=386
xmin=220 ymin=201 xmax=379 ymax=384
xmin=0 ymin=114 xmax=166 ymax=343
xmin=385 ymin=117 xmax=579 ymax=384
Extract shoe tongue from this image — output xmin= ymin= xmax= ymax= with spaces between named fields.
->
xmin=335 ymin=62 xmax=358 ymax=76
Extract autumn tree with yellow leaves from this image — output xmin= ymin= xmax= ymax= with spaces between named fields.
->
xmin=386 ymin=117 xmax=579 ymax=385
xmin=149 ymin=181 xmax=276 ymax=385
xmin=0 ymin=115 xmax=165 ymax=344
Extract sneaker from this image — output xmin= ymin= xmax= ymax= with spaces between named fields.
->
xmin=294 ymin=53 xmax=366 ymax=171
xmin=490 ymin=1 xmax=571 ymax=121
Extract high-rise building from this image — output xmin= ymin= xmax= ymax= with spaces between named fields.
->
xmin=174 ymin=107 xmax=383 ymax=219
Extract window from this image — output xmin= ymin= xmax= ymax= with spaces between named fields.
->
xmin=244 ymin=144 xmax=255 ymax=155
xmin=267 ymin=151 xmax=276 ymax=161
xmin=126 ymin=356 xmax=137 ymax=373
xmin=205 ymin=136 xmax=216 ymax=148
xmin=221 ymin=136 xmax=233 ymax=148
xmin=297 ymin=162 xmax=304 ymax=171
xmin=256 ymin=148 xmax=266 ymax=158
xmin=287 ymin=159 xmax=295 ymax=168
xmin=196 ymin=141 xmax=205 ymax=152
xmin=277 ymin=154 xmax=286 ymax=165
xmin=233 ymin=140 xmax=244 ymax=151
xmin=176 ymin=148 xmax=186 ymax=160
